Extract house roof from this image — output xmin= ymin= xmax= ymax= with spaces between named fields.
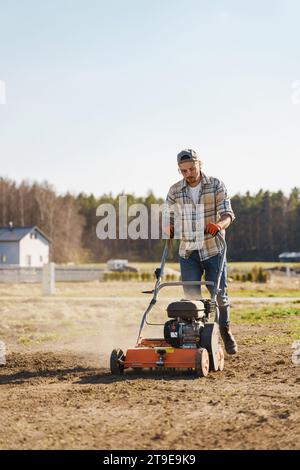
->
xmin=0 ymin=226 xmax=50 ymax=243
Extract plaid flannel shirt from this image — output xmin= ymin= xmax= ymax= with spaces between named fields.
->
xmin=164 ymin=173 xmax=236 ymax=260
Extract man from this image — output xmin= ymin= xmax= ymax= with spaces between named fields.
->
xmin=163 ymin=148 xmax=237 ymax=355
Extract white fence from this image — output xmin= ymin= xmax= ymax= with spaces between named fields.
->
xmin=0 ymin=266 xmax=104 ymax=283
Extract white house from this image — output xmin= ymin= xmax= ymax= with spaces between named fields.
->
xmin=0 ymin=225 xmax=50 ymax=267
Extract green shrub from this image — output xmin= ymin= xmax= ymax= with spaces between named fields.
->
xmin=251 ymin=266 xmax=258 ymax=280
xmin=232 ymin=267 xmax=269 ymax=283
xmin=256 ymin=267 xmax=268 ymax=283
xmin=141 ymin=272 xmax=152 ymax=282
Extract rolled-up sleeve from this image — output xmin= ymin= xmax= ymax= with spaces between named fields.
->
xmin=215 ymin=180 xmax=236 ymax=222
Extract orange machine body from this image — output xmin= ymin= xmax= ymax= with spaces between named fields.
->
xmin=124 ymin=338 xmax=198 ymax=369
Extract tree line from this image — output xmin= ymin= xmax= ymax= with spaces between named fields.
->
xmin=0 ymin=177 xmax=299 ymax=262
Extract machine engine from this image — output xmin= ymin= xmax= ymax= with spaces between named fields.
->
xmin=164 ymin=318 xmax=203 ymax=349
xmin=163 ymin=299 xmax=216 ymax=349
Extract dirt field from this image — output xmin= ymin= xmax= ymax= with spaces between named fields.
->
xmin=0 ymin=281 xmax=299 ymax=450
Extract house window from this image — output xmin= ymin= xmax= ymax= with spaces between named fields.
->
xmin=1 ymin=255 xmax=7 ymax=263
xmin=40 ymin=256 xmax=43 ymax=262
xmin=25 ymin=255 xmax=31 ymax=266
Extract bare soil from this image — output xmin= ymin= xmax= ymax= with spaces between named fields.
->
xmin=0 ymin=283 xmax=299 ymax=450
xmin=1 ymin=328 xmax=300 ymax=449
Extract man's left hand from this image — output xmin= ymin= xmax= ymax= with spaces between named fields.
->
xmin=205 ymin=222 xmax=222 ymax=237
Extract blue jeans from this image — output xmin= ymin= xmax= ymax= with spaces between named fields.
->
xmin=179 ymin=252 xmax=230 ymax=327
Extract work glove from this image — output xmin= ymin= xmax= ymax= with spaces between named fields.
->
xmin=205 ymin=222 xmax=222 ymax=237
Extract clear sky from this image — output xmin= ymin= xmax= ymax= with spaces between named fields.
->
xmin=0 ymin=0 xmax=299 ymax=198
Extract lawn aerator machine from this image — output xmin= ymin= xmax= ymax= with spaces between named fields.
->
xmin=110 ymin=234 xmax=226 ymax=377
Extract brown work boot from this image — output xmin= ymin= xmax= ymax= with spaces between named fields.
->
xmin=219 ymin=326 xmax=238 ymax=355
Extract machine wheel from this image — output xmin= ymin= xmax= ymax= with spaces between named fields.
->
xmin=195 ymin=348 xmax=209 ymax=377
xmin=218 ymin=345 xmax=225 ymax=371
xmin=110 ymin=349 xmax=125 ymax=375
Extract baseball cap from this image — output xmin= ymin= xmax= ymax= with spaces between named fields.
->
xmin=177 ymin=149 xmax=199 ymax=164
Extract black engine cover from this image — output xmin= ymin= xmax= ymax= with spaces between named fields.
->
xmin=164 ymin=320 xmax=181 ymax=348
xmin=164 ymin=319 xmax=202 ymax=349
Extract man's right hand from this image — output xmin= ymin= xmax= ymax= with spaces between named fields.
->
xmin=205 ymin=222 xmax=222 ymax=237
